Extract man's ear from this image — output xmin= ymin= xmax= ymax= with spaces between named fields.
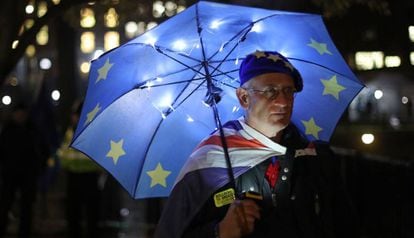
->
xmin=236 ymin=88 xmax=249 ymax=108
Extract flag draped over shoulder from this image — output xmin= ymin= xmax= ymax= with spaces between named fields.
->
xmin=155 ymin=119 xmax=287 ymax=238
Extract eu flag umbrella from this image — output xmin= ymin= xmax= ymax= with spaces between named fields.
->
xmin=71 ymin=1 xmax=364 ymax=199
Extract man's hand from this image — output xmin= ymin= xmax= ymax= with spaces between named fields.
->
xmin=218 ymin=199 xmax=261 ymax=238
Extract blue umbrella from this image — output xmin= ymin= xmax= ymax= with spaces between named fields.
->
xmin=71 ymin=1 xmax=364 ymax=199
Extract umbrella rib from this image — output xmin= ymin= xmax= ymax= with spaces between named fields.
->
xmin=127 ymin=42 xmax=204 ymax=65
xmin=288 ymin=57 xmax=353 ymax=78
xmin=154 ymin=46 xmax=207 ymax=77
xmin=206 ymin=13 xmax=291 ymax=78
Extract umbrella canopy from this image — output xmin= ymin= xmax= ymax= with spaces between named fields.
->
xmin=71 ymin=1 xmax=364 ymax=199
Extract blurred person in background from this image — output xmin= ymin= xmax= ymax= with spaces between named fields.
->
xmin=57 ymin=100 xmax=103 ymax=238
xmin=0 ymin=103 xmax=48 ymax=238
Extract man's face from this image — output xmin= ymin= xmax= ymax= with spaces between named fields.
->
xmin=236 ymin=72 xmax=296 ymax=138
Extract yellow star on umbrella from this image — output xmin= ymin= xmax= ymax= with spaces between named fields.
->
xmin=267 ymin=53 xmax=282 ymax=62
xmin=85 ymin=103 xmax=101 ymax=125
xmin=321 ymin=75 xmax=346 ymax=100
xmin=96 ymin=58 xmax=114 ymax=83
xmin=307 ymin=38 xmax=332 ymax=55
xmin=106 ymin=139 xmax=126 ymax=165
xmin=301 ymin=117 xmax=323 ymax=139
xmin=146 ymin=163 xmax=171 ymax=188
xmin=254 ymin=50 xmax=267 ymax=58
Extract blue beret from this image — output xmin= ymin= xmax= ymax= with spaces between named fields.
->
xmin=239 ymin=51 xmax=303 ymax=92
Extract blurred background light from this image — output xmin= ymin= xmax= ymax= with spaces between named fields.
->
xmin=25 ymin=45 xmax=36 ymax=57
xmin=25 ymin=3 xmax=34 ymax=14
xmin=177 ymin=5 xmax=186 ymax=13
xmin=153 ymin=1 xmax=165 ymax=18
xmin=80 ymin=8 xmax=96 ymax=28
xmin=36 ymin=26 xmax=49 ymax=45
xmin=401 ymin=96 xmax=409 ymax=104
xmin=125 ymin=21 xmax=138 ymax=38
xmin=104 ymin=31 xmax=120 ymax=51
xmin=409 ymin=26 xmax=414 ymax=42
xmin=25 ymin=19 xmax=35 ymax=30
xmin=389 ymin=116 xmax=401 ymax=129
xmin=92 ymin=49 xmax=104 ymax=60
xmin=51 ymin=90 xmax=60 ymax=101
xmin=80 ymin=31 xmax=95 ymax=53
xmin=12 ymin=40 xmax=19 ymax=49
xmin=384 ymin=56 xmax=401 ymax=68
xmin=137 ymin=21 xmax=146 ymax=35
xmin=9 ymin=77 xmax=18 ymax=86
xmin=355 ymin=51 xmax=384 ymax=70
xmin=37 ymin=1 xmax=48 ymax=17
xmin=146 ymin=22 xmax=158 ymax=30
xmin=2 ymin=95 xmax=12 ymax=105
xmin=104 ymin=8 xmax=119 ymax=28
xmin=361 ymin=133 xmax=375 ymax=145
xmin=120 ymin=208 xmax=130 ymax=217
xmin=165 ymin=1 xmax=177 ymax=17
xmin=374 ymin=89 xmax=383 ymax=100
xmin=39 ymin=58 xmax=52 ymax=70
xmin=80 ymin=62 xmax=90 ymax=74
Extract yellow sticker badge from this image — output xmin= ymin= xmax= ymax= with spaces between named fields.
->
xmin=214 ymin=188 xmax=235 ymax=207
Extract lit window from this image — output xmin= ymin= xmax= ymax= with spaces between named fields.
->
xmin=80 ymin=8 xmax=96 ymax=28
xmin=410 ymin=52 xmax=414 ymax=65
xmin=355 ymin=51 xmax=384 ymax=70
xmin=104 ymin=31 xmax=120 ymax=51
xmin=409 ymin=26 xmax=414 ymax=42
xmin=80 ymin=32 xmax=95 ymax=53
xmin=105 ymin=8 xmax=119 ymax=28
xmin=384 ymin=56 xmax=401 ymax=68
xmin=36 ymin=26 xmax=49 ymax=45
xmin=37 ymin=1 xmax=48 ymax=17
xmin=25 ymin=45 xmax=36 ymax=57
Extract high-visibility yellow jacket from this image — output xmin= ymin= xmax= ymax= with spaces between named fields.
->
xmin=57 ymin=128 xmax=101 ymax=173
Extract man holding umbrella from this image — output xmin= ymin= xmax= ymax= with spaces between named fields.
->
xmin=156 ymin=50 xmax=359 ymax=238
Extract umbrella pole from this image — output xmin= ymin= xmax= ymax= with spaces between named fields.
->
xmin=196 ymin=4 xmax=237 ymax=197
xmin=211 ymin=102 xmax=237 ymax=195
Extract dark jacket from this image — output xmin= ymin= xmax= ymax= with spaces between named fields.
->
xmin=183 ymin=125 xmax=359 ymax=238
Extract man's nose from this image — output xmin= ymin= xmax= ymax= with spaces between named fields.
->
xmin=271 ymin=92 xmax=291 ymax=105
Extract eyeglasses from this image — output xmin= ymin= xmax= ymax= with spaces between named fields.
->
xmin=243 ymin=86 xmax=296 ymax=100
